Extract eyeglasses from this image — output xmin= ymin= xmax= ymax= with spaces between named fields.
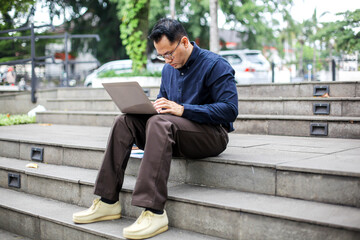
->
xmin=156 ymin=39 xmax=181 ymax=61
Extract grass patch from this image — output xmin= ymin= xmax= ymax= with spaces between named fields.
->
xmin=0 ymin=114 xmax=36 ymax=126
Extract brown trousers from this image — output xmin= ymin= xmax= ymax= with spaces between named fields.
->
xmin=94 ymin=114 xmax=229 ymax=210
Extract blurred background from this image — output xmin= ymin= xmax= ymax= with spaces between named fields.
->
xmin=0 ymin=0 xmax=359 ymax=88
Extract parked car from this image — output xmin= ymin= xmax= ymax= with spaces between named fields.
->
xmin=219 ymin=50 xmax=271 ymax=84
xmin=84 ymin=60 xmax=132 ymax=87
xmin=85 ymin=59 xmax=165 ymax=88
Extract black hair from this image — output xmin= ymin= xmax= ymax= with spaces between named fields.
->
xmin=148 ymin=18 xmax=189 ymax=43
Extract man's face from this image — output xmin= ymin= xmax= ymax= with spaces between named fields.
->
xmin=154 ymin=36 xmax=187 ymax=69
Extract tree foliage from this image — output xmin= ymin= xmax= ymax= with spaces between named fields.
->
xmin=0 ymin=0 xmax=35 ymax=61
xmin=44 ymin=0 xmax=127 ymax=64
xmin=111 ymin=0 xmax=149 ymax=72
xmin=0 ymin=0 xmax=35 ymax=26
xmin=1 ymin=0 xmax=358 ymax=73
xmin=219 ymin=0 xmax=293 ymax=50
xmin=316 ymin=9 xmax=360 ymax=53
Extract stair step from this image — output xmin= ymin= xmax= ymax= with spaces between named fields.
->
xmin=234 ymin=114 xmax=360 ymax=138
xmin=44 ymin=97 xmax=360 ymax=117
xmin=0 ymin=124 xmax=359 ymax=208
xmin=36 ymin=110 xmax=119 ymax=127
xmin=1 ymin=161 xmax=360 ymax=239
xmin=0 ymin=188 xmax=219 ymax=240
xmin=56 ymin=87 xmax=160 ymax=99
xmin=45 ymin=97 xmax=157 ymax=111
xmin=36 ymin=111 xmax=360 ymax=138
xmin=238 ymin=97 xmax=360 ymax=116
xmin=46 ymin=98 xmax=118 ymax=111
xmin=237 ymin=81 xmax=360 ymax=98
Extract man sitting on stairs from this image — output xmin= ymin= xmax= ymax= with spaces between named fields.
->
xmin=72 ymin=18 xmax=238 ymax=239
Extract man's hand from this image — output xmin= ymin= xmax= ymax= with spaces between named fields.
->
xmin=153 ymin=98 xmax=184 ymax=116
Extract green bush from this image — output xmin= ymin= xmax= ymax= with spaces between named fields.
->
xmin=0 ymin=114 xmax=36 ymax=126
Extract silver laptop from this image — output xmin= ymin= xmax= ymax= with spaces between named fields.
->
xmin=102 ymin=81 xmax=158 ymax=114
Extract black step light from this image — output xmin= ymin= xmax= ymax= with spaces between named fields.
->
xmin=8 ymin=173 xmax=21 ymax=188
xmin=31 ymin=147 xmax=44 ymax=162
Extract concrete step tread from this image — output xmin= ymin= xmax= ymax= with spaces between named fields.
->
xmin=1 ymin=157 xmax=360 ymax=231
xmin=1 ymin=124 xmax=359 ymax=177
xmin=0 ymin=188 xmax=220 ymax=240
xmin=237 ymin=114 xmax=360 ymax=121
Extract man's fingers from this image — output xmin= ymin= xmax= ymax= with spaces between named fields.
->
xmin=153 ymin=98 xmax=183 ymax=116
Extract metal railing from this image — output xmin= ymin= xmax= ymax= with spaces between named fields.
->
xmin=270 ymin=58 xmax=359 ymax=83
xmin=0 ymin=24 xmax=100 ymax=103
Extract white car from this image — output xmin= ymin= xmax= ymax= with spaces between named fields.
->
xmin=84 ymin=60 xmax=132 ymax=87
xmin=219 ymin=50 xmax=271 ymax=84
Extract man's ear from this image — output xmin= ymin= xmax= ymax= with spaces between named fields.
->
xmin=182 ymin=37 xmax=189 ymax=48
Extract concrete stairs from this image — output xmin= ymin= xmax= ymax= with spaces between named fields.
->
xmin=234 ymin=81 xmax=360 ymax=138
xmin=0 ymin=81 xmax=359 ymax=239
xmin=32 ymin=81 xmax=360 ymax=138
xmin=0 ymin=124 xmax=360 ymax=239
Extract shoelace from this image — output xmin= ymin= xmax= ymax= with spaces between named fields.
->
xmin=137 ymin=211 xmax=154 ymax=224
xmin=91 ymin=199 xmax=100 ymax=210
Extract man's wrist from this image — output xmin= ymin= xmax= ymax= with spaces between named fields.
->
xmin=179 ymin=105 xmax=184 ymax=116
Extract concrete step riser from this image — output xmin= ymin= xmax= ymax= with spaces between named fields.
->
xmin=1 ymin=137 xmax=359 ymax=208
xmin=0 ymin=90 xmax=57 ymax=115
xmin=57 ymin=89 xmax=111 ymax=99
xmin=237 ymin=82 xmax=360 ymax=98
xmin=1 ymin=173 xmax=360 ymax=240
xmin=37 ymin=112 xmax=117 ymax=127
xmin=276 ymin=171 xmax=360 ymax=208
xmin=46 ymin=100 xmax=119 ymax=111
xmin=56 ymin=88 xmax=160 ymax=99
xmin=238 ymin=100 xmax=360 ymax=117
xmin=233 ymin=119 xmax=360 ymax=139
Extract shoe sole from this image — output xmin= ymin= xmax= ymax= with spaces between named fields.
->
xmin=73 ymin=214 xmax=121 ymax=224
xmin=123 ymin=225 xmax=168 ymax=239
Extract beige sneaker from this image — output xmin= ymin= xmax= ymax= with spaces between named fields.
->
xmin=73 ymin=199 xmax=121 ymax=224
xmin=123 ymin=210 xmax=168 ymax=239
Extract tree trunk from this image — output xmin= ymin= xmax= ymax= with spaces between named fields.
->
xmin=209 ymin=0 xmax=219 ymax=53
xmin=313 ymin=42 xmax=316 ymax=81
xmin=170 ymin=0 xmax=175 ymax=19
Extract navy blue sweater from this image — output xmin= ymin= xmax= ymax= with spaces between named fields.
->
xmin=158 ymin=42 xmax=238 ymax=132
